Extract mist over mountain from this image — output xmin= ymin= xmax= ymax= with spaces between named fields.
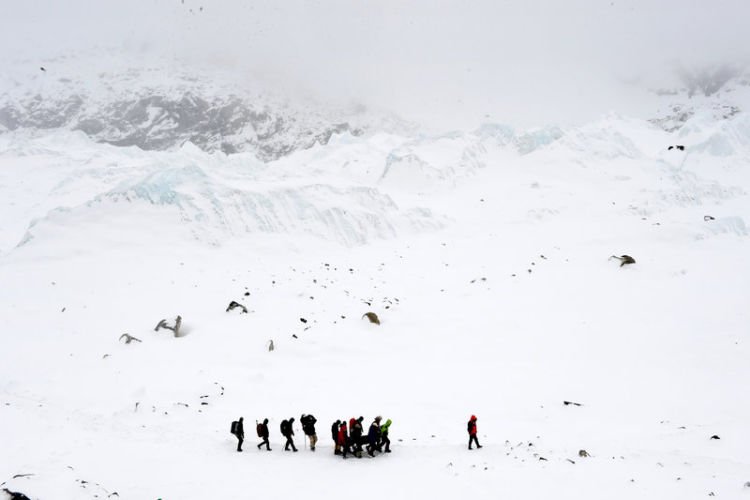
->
xmin=3 ymin=0 xmax=749 ymax=129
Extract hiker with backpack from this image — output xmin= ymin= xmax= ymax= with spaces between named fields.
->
xmin=367 ymin=416 xmax=382 ymax=456
xmin=280 ymin=417 xmax=298 ymax=452
xmin=231 ymin=417 xmax=245 ymax=452
xmin=379 ymin=418 xmax=392 ymax=453
xmin=331 ymin=420 xmax=342 ymax=455
xmin=256 ymin=418 xmax=271 ymax=451
xmin=300 ymin=414 xmax=318 ymax=451
xmin=467 ymin=415 xmax=482 ymax=450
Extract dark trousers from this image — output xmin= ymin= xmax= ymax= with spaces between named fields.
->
xmin=257 ymin=437 xmax=270 ymax=450
xmin=469 ymin=434 xmax=481 ymax=449
xmin=341 ymin=440 xmax=351 ymax=458
xmin=284 ymin=435 xmax=298 ymax=451
xmin=367 ymin=439 xmax=379 ymax=456
xmin=381 ymin=434 xmax=391 ymax=452
xmin=237 ymin=436 xmax=244 ymax=451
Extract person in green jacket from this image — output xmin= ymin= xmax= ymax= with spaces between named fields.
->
xmin=379 ymin=418 xmax=392 ymax=453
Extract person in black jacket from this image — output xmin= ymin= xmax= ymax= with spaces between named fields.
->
xmin=235 ymin=417 xmax=245 ymax=452
xmin=281 ymin=417 xmax=298 ymax=452
xmin=300 ymin=414 xmax=318 ymax=451
xmin=331 ymin=420 xmax=342 ymax=455
xmin=350 ymin=416 xmax=364 ymax=458
xmin=256 ymin=418 xmax=271 ymax=451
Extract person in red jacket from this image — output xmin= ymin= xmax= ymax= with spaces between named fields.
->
xmin=467 ymin=415 xmax=482 ymax=450
xmin=338 ymin=421 xmax=351 ymax=459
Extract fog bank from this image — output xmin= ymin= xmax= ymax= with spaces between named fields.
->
xmin=3 ymin=0 xmax=749 ymax=127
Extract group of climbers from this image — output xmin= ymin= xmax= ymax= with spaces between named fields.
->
xmin=265 ymin=415 xmax=317 ymax=452
xmin=332 ymin=416 xmax=391 ymax=459
xmin=232 ymin=414 xmax=481 ymax=454
xmin=230 ymin=414 xmax=323 ymax=453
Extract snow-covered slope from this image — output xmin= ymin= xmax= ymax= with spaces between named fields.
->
xmin=1 ymin=65 xmax=750 ymax=499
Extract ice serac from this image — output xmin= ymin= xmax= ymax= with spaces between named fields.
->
xmin=104 ymin=166 xmax=440 ymax=247
xmin=475 ymin=123 xmax=564 ymax=155
xmin=678 ymin=112 xmax=750 ymax=157
xmin=5 ymin=134 xmax=443 ymax=251
xmin=379 ymin=134 xmax=487 ymax=191
xmin=553 ymin=115 xmax=645 ymax=160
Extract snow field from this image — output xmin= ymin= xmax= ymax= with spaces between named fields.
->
xmin=1 ymin=111 xmax=750 ymax=499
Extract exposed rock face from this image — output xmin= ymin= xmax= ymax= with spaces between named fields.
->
xmin=0 ymin=64 xmax=365 ymax=161
xmin=648 ymin=65 xmax=750 ymax=132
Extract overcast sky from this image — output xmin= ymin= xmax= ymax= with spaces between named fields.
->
xmin=3 ymin=0 xmax=750 ymax=127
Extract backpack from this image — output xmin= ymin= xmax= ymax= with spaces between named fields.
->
xmin=301 ymin=415 xmax=315 ymax=435
xmin=231 ymin=420 xmax=239 ymax=436
xmin=257 ymin=423 xmax=264 ymax=438
xmin=280 ymin=419 xmax=289 ymax=435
